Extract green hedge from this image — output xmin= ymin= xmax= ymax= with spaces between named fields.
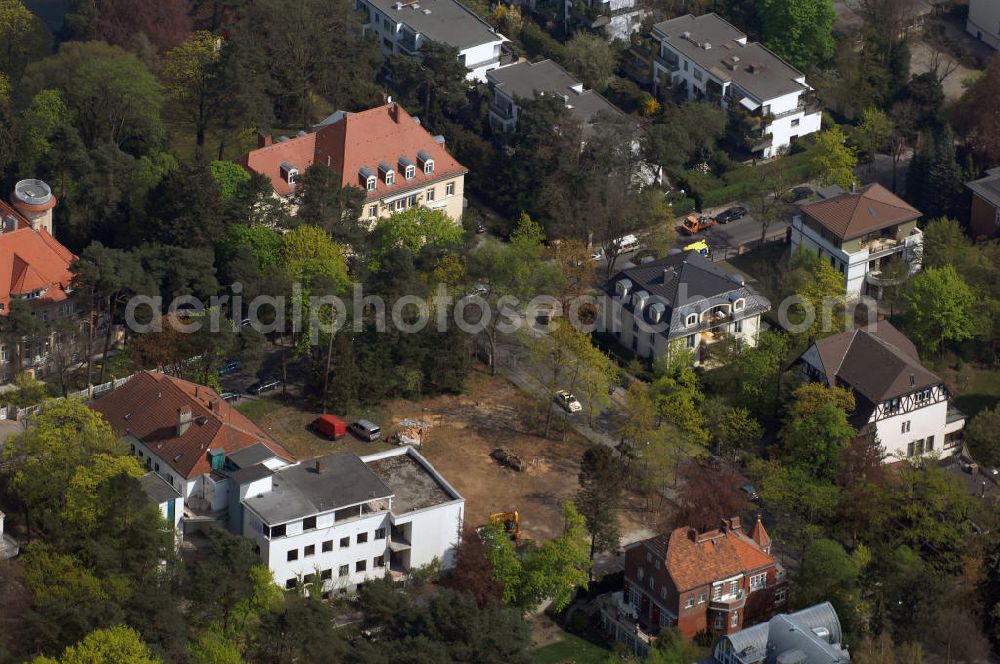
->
xmin=672 ymin=197 xmax=697 ymax=215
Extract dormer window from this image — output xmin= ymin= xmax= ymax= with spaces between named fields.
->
xmin=279 ymin=161 xmax=299 ymax=184
xmin=360 ymin=167 xmax=377 ymax=191
xmin=417 ymin=149 xmax=434 ymax=174
xmin=686 ymin=313 xmax=697 ymax=326
xmin=734 ymin=298 xmax=745 ymax=311
xmin=379 ymin=162 xmax=395 ymax=186
xmin=399 ymin=156 xmax=416 ymax=180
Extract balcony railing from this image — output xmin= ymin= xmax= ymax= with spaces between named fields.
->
xmin=655 ymin=55 xmax=679 ymax=72
xmin=710 ymin=590 xmax=746 ymax=610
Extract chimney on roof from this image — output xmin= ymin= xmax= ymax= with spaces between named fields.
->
xmin=851 ymin=181 xmax=857 ymax=193
xmin=389 ymin=102 xmax=400 ymax=123
xmin=314 ymin=460 xmax=325 ymax=474
xmin=687 ymin=527 xmax=698 ymax=542
xmin=258 ymin=132 xmax=272 ymax=148
xmin=177 ymin=407 xmax=194 ymax=437
xmin=722 ymin=516 xmax=742 ymax=531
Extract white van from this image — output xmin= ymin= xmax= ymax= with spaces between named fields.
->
xmin=616 ymin=234 xmax=640 ymax=253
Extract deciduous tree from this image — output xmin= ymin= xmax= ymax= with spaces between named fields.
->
xmin=903 ymin=265 xmax=977 ymax=355
xmin=577 ymin=446 xmax=624 ymax=565
xmin=161 ymin=31 xmax=221 ymax=148
xmin=758 ymin=0 xmax=836 ymax=71
xmin=810 ymin=126 xmax=858 ymax=190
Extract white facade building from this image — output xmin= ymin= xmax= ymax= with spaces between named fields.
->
xmin=563 ymin=0 xmax=645 ymax=41
xmin=486 ymin=59 xmax=626 ymax=139
xmin=650 ymin=13 xmax=821 ymax=158
xmin=357 ymin=0 xmax=505 ymax=82
xmin=967 ymin=0 xmax=1000 ymax=50
xmin=598 ymin=251 xmax=770 ymax=366
xmin=798 ymin=322 xmax=965 ymax=460
xmin=239 ymin=447 xmax=463 ymax=595
xmin=790 ymin=183 xmax=923 ymax=300
xmin=140 ymin=472 xmax=185 ymax=548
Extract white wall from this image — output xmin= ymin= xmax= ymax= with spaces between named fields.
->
xmin=873 ymin=398 xmax=950 ymax=459
xmin=394 ymin=500 xmax=464 ymax=569
xmin=967 ymin=0 xmax=1000 ymax=49
xmin=245 ymin=507 xmax=392 ymax=592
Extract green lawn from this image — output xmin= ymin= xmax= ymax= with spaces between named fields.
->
xmin=236 ymin=398 xmax=284 ymax=420
xmin=533 ymin=632 xmax=612 ymax=664
xmin=951 ymin=367 xmax=1000 ymax=418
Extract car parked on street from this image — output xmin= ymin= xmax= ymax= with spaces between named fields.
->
xmin=218 ymin=359 xmax=240 ymax=376
xmin=715 ymin=206 xmax=747 ymax=224
xmin=555 ymin=390 xmax=582 ymax=413
xmin=220 ymin=391 xmax=241 ymax=403
xmin=247 ymin=377 xmax=281 ymax=395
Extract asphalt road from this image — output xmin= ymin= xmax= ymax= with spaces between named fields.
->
xmin=678 ymin=206 xmax=789 ymax=253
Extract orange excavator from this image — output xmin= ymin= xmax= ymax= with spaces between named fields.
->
xmin=489 ymin=511 xmax=521 ymax=542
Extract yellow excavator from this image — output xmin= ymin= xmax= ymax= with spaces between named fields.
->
xmin=489 ymin=511 xmax=521 ymax=542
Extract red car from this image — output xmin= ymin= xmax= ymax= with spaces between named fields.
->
xmin=310 ymin=414 xmax=347 ymax=440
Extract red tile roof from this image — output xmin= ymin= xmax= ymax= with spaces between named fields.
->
xmin=649 ymin=523 xmax=777 ymax=592
xmin=91 ymin=371 xmax=295 ymax=480
xmin=750 ymin=516 xmax=771 ymax=550
xmin=241 ymin=103 xmax=467 ymax=199
xmin=0 ymin=200 xmax=75 ymax=311
xmin=799 ymin=183 xmax=921 ymax=240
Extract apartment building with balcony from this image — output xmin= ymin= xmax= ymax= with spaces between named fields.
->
xmin=650 ymin=13 xmax=821 ymax=158
xmin=240 ymin=102 xmax=468 ymax=224
xmin=967 ymin=0 xmax=1000 ymax=50
xmin=797 ymin=320 xmax=965 ymax=460
xmin=239 ymin=447 xmax=464 ymax=595
xmin=357 ymin=0 xmax=505 ymax=81
xmin=597 ymin=251 xmax=770 ymax=366
xmin=486 ymin=59 xmax=626 ymax=139
xmin=564 ymin=0 xmax=645 ymax=41
xmin=712 ymin=602 xmax=850 ymax=664
xmin=790 ymin=183 xmax=923 ymax=300
xmin=603 ymin=517 xmax=785 ymax=656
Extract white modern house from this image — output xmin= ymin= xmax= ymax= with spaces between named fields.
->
xmin=486 ymin=59 xmax=626 ymax=139
xmin=650 ymin=13 xmax=821 ymax=158
xmin=790 ymin=183 xmax=924 ymax=300
xmin=967 ymin=0 xmax=1000 ymax=50
xmin=564 ymin=0 xmax=645 ymax=41
xmin=357 ymin=0 xmax=505 ymax=81
xmin=239 ymin=446 xmax=464 ymax=595
xmin=140 ymin=472 xmax=184 ymax=548
xmin=798 ymin=321 xmax=965 ymax=460
xmin=598 ymin=251 xmax=771 ymax=366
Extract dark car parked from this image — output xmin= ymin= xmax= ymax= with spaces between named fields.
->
xmin=715 ymin=206 xmax=748 ymax=224
xmin=247 ymin=378 xmax=281 ymax=395
xmin=218 ymin=359 xmax=240 ymax=375
xmin=789 ymin=186 xmax=813 ymax=202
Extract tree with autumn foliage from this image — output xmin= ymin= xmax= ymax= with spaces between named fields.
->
xmin=161 ymin=31 xmax=222 ymax=148
xmin=444 ymin=527 xmax=504 ymax=608
xmin=670 ymin=461 xmax=749 ymax=532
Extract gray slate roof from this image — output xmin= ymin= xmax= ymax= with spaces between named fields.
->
xmin=721 ymin=602 xmax=849 ymax=664
xmin=366 ymin=0 xmax=500 ymax=51
xmin=227 ymin=442 xmax=279 ymax=469
xmin=488 ymin=60 xmax=625 ymax=134
xmin=966 ymin=167 xmax=1000 ymax=208
xmin=606 ymin=251 xmax=770 ymax=340
xmin=243 ymin=454 xmax=393 ymax=526
xmin=140 ymin=472 xmax=182 ymax=505
xmin=652 ymin=13 xmax=808 ymax=102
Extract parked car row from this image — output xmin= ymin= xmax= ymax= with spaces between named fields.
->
xmin=309 ymin=414 xmax=382 ymax=441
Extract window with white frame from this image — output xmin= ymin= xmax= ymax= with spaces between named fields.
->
xmin=731 ymin=610 xmax=739 ymax=627
xmin=368 ymin=205 xmax=378 ymax=218
xmin=446 ymin=181 xmax=455 ymax=196
xmin=686 ymin=313 xmax=697 ymax=326
xmin=685 ymin=597 xmax=694 ymax=608
xmin=366 ymin=176 xmax=377 ymax=191
xmin=901 ymin=420 xmax=911 ymax=433
xmin=712 ymin=584 xmax=722 ymax=600
xmin=734 ymin=298 xmax=745 ymax=311
xmin=385 ymin=170 xmax=395 ymax=186
xmin=728 ymin=580 xmax=739 ymax=594
xmin=749 ymin=573 xmax=766 ymax=592
xmin=426 ymin=187 xmax=435 ymax=201
xmin=686 ymin=334 xmax=696 ymax=349
xmin=698 ymin=592 xmax=706 ymax=603
xmin=424 ymin=159 xmax=434 ymax=174
xmin=405 ymin=165 xmax=415 ymax=179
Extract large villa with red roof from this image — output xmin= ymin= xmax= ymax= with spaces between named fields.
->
xmin=604 ymin=517 xmax=786 ymax=652
xmin=239 ymin=102 xmax=468 ymax=224
xmin=92 ymin=371 xmax=295 ymax=513
xmin=0 ymin=180 xmax=79 ymax=382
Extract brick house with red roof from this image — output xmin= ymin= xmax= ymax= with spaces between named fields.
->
xmin=0 ymin=180 xmax=79 ymax=382
xmin=92 ymin=371 xmax=295 ymax=518
xmin=615 ymin=517 xmax=785 ymax=643
xmin=239 ymin=102 xmax=468 ymax=224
